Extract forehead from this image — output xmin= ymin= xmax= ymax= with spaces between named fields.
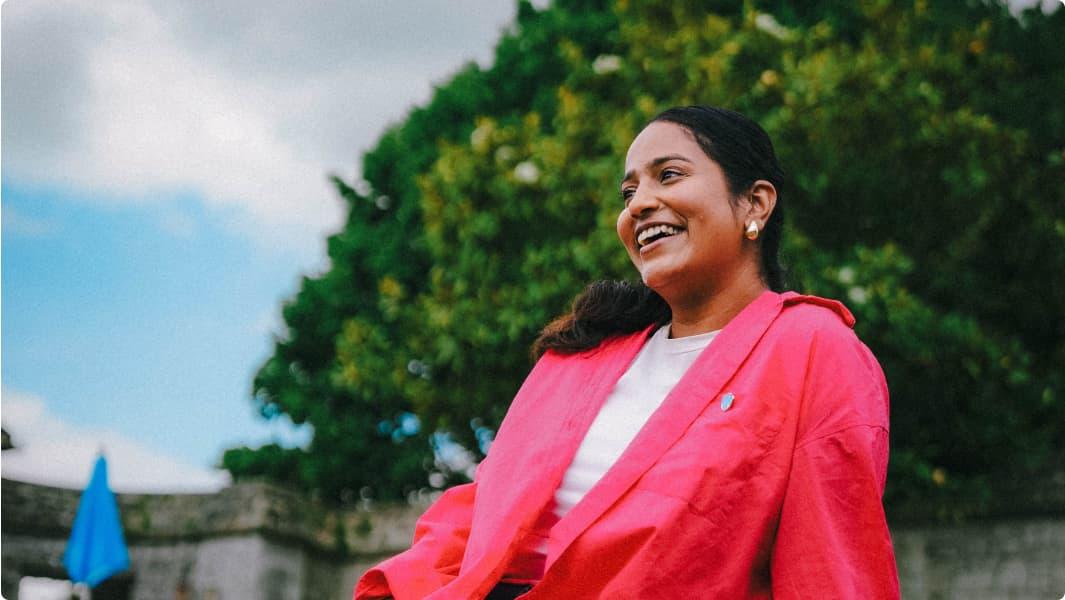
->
xmin=624 ymin=121 xmax=705 ymax=170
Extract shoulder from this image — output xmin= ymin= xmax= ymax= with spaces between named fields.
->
xmin=769 ymin=293 xmax=890 ymax=438
xmin=768 ymin=292 xmax=874 ymax=365
xmin=774 ymin=292 xmax=857 ymax=339
xmin=521 ymin=327 xmax=652 ymax=395
xmin=498 ymin=327 xmax=652 ymax=438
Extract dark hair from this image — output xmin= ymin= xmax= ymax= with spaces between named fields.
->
xmin=533 ymin=106 xmax=787 ymax=358
xmin=532 ymin=280 xmax=671 ymax=358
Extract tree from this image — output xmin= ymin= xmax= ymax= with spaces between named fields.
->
xmin=223 ymin=0 xmax=624 ymax=501
xmin=226 ymin=0 xmax=1065 ymax=519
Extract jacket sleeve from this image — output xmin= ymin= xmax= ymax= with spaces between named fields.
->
xmin=770 ymin=324 xmax=899 ymax=599
xmin=770 ymin=425 xmax=899 ymax=599
xmin=353 ymin=479 xmax=478 ymax=600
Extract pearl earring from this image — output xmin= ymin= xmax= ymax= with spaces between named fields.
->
xmin=745 ymin=221 xmax=760 ymax=240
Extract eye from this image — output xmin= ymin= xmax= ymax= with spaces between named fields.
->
xmin=620 ymin=186 xmax=636 ymax=205
xmin=660 ymin=168 xmax=682 ymax=181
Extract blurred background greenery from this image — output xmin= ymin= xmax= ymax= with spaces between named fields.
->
xmin=220 ymin=0 xmax=1065 ymax=522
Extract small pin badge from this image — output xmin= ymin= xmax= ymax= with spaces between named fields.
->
xmin=721 ymin=392 xmax=735 ymax=411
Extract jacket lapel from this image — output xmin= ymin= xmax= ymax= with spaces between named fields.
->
xmin=486 ymin=325 xmax=656 ymax=536
xmin=545 ymin=290 xmax=785 ymax=569
xmin=446 ymin=325 xmax=656 ymax=599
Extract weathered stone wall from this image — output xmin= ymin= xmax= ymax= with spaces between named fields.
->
xmin=894 ymin=517 xmax=1065 ymax=599
xmin=4 ymin=477 xmax=1064 ymax=599
xmin=1 ymin=477 xmax=420 ymax=600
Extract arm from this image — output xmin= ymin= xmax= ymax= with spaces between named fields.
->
xmin=770 ymin=425 xmax=899 ymax=599
xmin=354 ymin=479 xmax=478 ymax=600
xmin=355 ymin=351 xmax=564 ymax=599
xmin=770 ymin=323 xmax=899 ymax=598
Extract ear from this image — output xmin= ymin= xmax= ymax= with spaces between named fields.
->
xmin=745 ymin=179 xmax=777 ymax=230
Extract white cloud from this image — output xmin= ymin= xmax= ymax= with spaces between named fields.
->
xmin=2 ymin=0 xmax=522 ymax=255
xmin=64 ymin=1 xmax=341 ymax=243
xmin=1 ymin=388 xmax=231 ymax=493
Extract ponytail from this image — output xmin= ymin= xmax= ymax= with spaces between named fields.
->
xmin=532 ymin=280 xmax=670 ymax=358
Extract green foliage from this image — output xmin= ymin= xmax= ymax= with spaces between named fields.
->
xmin=221 ymin=443 xmax=303 ymax=487
xmin=229 ymin=0 xmax=1065 ymax=518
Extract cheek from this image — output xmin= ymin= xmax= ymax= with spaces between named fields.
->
xmin=616 ymin=211 xmax=632 ymax=245
xmin=616 ymin=212 xmax=641 ymax=264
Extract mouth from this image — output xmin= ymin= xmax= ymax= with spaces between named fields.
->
xmin=636 ymin=223 xmax=685 ymax=249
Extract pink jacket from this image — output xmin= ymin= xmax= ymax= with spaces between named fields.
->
xmin=355 ymin=291 xmax=899 ymax=599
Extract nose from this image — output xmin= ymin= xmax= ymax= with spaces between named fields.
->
xmin=627 ymin=183 xmax=663 ymax=218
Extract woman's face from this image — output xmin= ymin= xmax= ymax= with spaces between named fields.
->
xmin=617 ymin=121 xmax=750 ymax=300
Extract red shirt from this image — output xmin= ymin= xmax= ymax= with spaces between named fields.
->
xmin=355 ymin=291 xmax=900 ymax=599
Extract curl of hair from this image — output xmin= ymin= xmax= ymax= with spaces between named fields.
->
xmin=532 ymin=280 xmax=670 ymax=359
xmin=533 ymin=106 xmax=787 ymax=357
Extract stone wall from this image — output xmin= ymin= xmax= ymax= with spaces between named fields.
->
xmin=1 ymin=477 xmax=419 ymax=600
xmin=894 ymin=517 xmax=1065 ymax=599
xmin=4 ymin=477 xmax=1064 ymax=599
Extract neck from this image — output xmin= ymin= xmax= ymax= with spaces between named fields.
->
xmin=662 ymin=267 xmax=768 ymax=338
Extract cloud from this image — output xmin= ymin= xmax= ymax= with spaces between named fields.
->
xmin=1 ymin=0 xmax=522 ymax=254
xmin=1 ymin=388 xmax=231 ymax=493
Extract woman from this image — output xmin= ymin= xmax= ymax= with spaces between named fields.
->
xmin=355 ymin=106 xmax=899 ymax=599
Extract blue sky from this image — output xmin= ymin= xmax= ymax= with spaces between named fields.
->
xmin=3 ymin=182 xmax=310 ymax=465
xmin=2 ymin=0 xmax=533 ymax=491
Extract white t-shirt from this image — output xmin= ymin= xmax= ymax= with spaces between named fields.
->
xmin=553 ymin=323 xmax=720 ymax=516
xmin=508 ymin=324 xmax=719 ymax=580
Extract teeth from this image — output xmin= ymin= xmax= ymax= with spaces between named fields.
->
xmin=637 ymin=224 xmax=680 ymax=246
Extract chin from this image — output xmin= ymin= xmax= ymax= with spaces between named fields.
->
xmin=639 ymin=266 xmax=675 ymax=293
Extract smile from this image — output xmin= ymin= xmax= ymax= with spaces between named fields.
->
xmin=637 ymin=223 xmax=683 ymax=248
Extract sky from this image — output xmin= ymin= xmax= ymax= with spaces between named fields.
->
xmin=1 ymin=0 xmax=540 ymax=492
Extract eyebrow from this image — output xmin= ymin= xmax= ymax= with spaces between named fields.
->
xmin=621 ymin=154 xmax=694 ymax=185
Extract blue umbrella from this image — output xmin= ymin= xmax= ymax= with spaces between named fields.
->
xmin=63 ymin=454 xmax=130 ymax=587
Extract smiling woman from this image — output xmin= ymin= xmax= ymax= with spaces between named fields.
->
xmin=355 ymin=107 xmax=899 ymax=599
